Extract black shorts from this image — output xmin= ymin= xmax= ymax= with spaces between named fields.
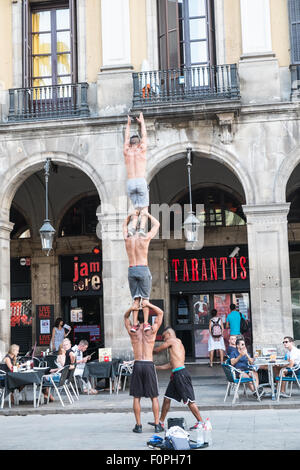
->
xmin=130 ymin=361 xmax=159 ymax=398
xmin=164 ymin=368 xmax=195 ymax=405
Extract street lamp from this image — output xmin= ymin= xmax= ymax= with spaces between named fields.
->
xmin=39 ymin=158 xmax=55 ymax=256
xmin=183 ymin=146 xmax=201 ymax=245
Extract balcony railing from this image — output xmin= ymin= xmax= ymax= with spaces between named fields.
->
xmin=133 ymin=64 xmax=240 ymax=108
xmin=8 ymin=82 xmax=89 ymax=122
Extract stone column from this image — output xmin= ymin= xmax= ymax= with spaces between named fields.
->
xmin=97 ymin=0 xmax=133 ymax=115
xmin=0 ymin=220 xmax=14 ymax=358
xmin=239 ymin=0 xmax=280 ymax=103
xmin=243 ymin=204 xmax=293 ymax=350
xmin=99 ymin=211 xmax=132 ymax=358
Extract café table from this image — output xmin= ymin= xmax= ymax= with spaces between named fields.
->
xmin=254 ymin=357 xmax=289 ymax=400
xmin=5 ymin=367 xmax=50 ymax=408
xmin=82 ymin=359 xmax=121 ymax=394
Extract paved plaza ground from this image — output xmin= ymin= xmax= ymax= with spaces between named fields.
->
xmin=0 ymin=408 xmax=299 ymax=450
xmin=1 ymin=365 xmax=300 ymax=451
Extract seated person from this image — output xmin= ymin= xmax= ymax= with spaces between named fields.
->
xmin=71 ymin=340 xmax=97 ymax=394
xmin=278 ymin=336 xmax=300 ymax=398
xmin=2 ymin=344 xmax=19 ymax=372
xmin=227 ymin=335 xmax=237 ymax=357
xmin=228 ymin=337 xmax=259 ymax=393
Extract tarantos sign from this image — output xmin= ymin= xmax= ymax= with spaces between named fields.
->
xmin=171 ymin=256 xmax=248 ymax=282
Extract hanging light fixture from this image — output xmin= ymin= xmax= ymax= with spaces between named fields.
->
xmin=39 ymin=158 xmax=55 ymax=256
xmin=183 ymin=146 xmax=201 ymax=246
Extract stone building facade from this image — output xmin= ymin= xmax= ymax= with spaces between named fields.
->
xmin=0 ymin=0 xmax=300 ymax=360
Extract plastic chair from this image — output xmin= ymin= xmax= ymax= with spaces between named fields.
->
xmin=115 ymin=361 xmax=134 ymax=394
xmin=37 ymin=366 xmax=73 ymax=407
xmin=222 ymin=362 xmax=261 ymax=405
xmin=275 ymin=364 xmax=300 ymax=401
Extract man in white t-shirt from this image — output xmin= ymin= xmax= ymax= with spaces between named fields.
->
xmin=279 ymin=336 xmax=300 ymax=397
xmin=72 ymin=340 xmax=97 ymax=394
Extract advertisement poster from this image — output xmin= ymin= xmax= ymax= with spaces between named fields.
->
xmin=36 ymin=305 xmax=54 ymax=346
xmin=74 ymin=324 xmax=100 ymax=343
xmin=193 ymin=294 xmax=209 ymax=325
xmin=214 ymin=293 xmax=231 ymax=323
xmin=70 ymin=308 xmax=83 ymax=323
xmin=40 ymin=319 xmax=50 ymax=334
xmin=10 ymin=300 xmax=32 ymax=327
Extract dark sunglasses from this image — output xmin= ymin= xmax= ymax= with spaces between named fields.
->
xmin=283 ymin=340 xmax=289 ymax=344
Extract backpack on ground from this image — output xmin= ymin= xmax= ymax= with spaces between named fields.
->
xmin=211 ymin=318 xmax=222 ymax=338
xmin=167 ymin=417 xmax=186 ymax=430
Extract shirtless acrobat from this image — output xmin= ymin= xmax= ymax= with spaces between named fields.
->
xmin=124 ymin=301 xmax=164 ymax=433
xmin=124 ymin=112 xmax=149 ymax=237
xmin=123 ymin=211 xmax=160 ymax=332
xmin=151 ymin=327 xmax=204 ymax=431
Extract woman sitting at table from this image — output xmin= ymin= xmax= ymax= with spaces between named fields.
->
xmin=228 ymin=338 xmax=260 ymax=394
xmin=2 ymin=344 xmax=19 ymax=372
xmin=2 ymin=344 xmax=25 ymax=404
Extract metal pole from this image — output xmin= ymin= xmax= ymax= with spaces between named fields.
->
xmin=186 ymin=147 xmax=193 ymax=213
xmin=44 ymin=158 xmax=50 ymax=220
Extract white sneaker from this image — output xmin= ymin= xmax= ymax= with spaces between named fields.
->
xmin=279 ymin=392 xmax=290 ymax=398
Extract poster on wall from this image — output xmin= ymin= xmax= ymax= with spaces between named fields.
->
xmin=70 ymin=308 xmax=83 ymax=323
xmin=73 ymin=324 xmax=101 ymax=343
xmin=10 ymin=300 xmax=32 ymax=327
xmin=214 ymin=293 xmax=231 ymax=323
xmin=193 ymin=294 xmax=209 ymax=326
xmin=36 ymin=305 xmax=54 ymax=346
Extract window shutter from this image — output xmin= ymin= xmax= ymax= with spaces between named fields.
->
xmin=157 ymin=0 xmax=180 ymax=69
xmin=69 ymin=0 xmax=78 ymax=83
xmin=207 ymin=0 xmax=216 ymax=66
xmin=288 ymin=0 xmax=300 ymax=64
xmin=22 ymin=0 xmax=31 ymax=87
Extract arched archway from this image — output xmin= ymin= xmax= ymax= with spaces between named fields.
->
xmin=147 ymin=152 xmax=251 ymax=359
xmin=0 ymin=151 xmax=109 ymax=220
xmin=147 ymin=142 xmax=255 ymax=205
xmin=286 ymin=158 xmax=300 ymax=344
xmin=0 ymin=153 xmax=107 ymax=356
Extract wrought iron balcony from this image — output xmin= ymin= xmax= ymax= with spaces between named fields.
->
xmin=132 ymin=64 xmax=240 ymax=108
xmin=8 ymin=82 xmax=89 ymax=122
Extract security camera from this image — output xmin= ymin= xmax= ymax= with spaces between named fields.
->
xmin=229 ymin=246 xmax=240 ymax=258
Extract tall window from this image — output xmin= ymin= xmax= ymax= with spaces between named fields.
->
xmin=288 ymin=0 xmax=300 ymax=65
xmin=157 ymin=0 xmax=215 ymax=69
xmin=22 ymin=0 xmax=77 ymax=87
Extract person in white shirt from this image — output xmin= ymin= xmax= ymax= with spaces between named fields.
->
xmin=71 ymin=340 xmax=98 ymax=394
xmin=279 ymin=336 xmax=300 ymax=397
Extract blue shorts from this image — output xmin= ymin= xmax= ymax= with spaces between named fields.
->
xmin=127 ymin=178 xmax=149 ymax=209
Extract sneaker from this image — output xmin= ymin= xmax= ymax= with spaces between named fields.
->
xmin=130 ymin=324 xmax=139 ymax=333
xmin=143 ymin=322 xmax=151 ymax=332
xmin=138 ymin=229 xmax=147 ymax=237
xmin=132 ymin=424 xmax=142 ymax=433
xmin=148 ymin=421 xmax=164 ymax=429
xmin=189 ymin=421 xmax=203 ymax=430
xmin=279 ymin=392 xmax=290 ymax=398
xmin=127 ymin=227 xmax=136 ymax=237
xmin=154 ymin=423 xmax=164 ymax=433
